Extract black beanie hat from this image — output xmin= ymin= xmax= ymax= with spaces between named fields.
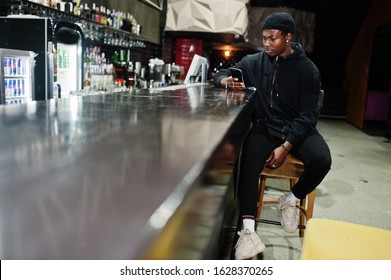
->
xmin=262 ymin=12 xmax=296 ymax=34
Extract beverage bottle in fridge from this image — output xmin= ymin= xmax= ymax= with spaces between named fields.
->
xmin=4 ymin=78 xmax=9 ymax=97
xmin=21 ymin=79 xmax=25 ymax=96
xmin=12 ymin=58 xmax=17 ymax=75
xmin=6 ymin=79 xmax=11 ymax=97
xmin=5 ymin=58 xmax=9 ymax=76
xmin=17 ymin=58 xmax=22 ymax=75
xmin=3 ymin=58 xmax=7 ymax=75
xmin=17 ymin=79 xmax=21 ymax=96
xmin=6 ymin=58 xmax=11 ymax=76
xmin=57 ymin=49 xmax=63 ymax=69
xmin=13 ymin=79 xmax=17 ymax=96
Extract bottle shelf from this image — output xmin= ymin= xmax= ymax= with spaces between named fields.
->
xmin=4 ymin=75 xmax=27 ymax=78
xmin=4 ymin=0 xmax=147 ymax=48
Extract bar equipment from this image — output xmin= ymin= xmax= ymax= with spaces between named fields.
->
xmin=0 ymin=48 xmax=35 ymax=105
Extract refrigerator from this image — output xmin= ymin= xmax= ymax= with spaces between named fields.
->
xmin=0 ymin=16 xmax=84 ymax=101
xmin=54 ymin=21 xmax=84 ymax=98
xmin=0 ymin=48 xmax=35 ymax=105
xmin=0 ymin=16 xmax=54 ymax=101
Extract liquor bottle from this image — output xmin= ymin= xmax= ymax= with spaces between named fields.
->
xmin=127 ymin=61 xmax=135 ymax=89
xmin=83 ymin=3 xmax=91 ymax=20
xmin=67 ymin=2 xmax=73 ymax=13
xmin=111 ymin=50 xmax=118 ymax=65
xmin=100 ymin=6 xmax=107 ymax=25
xmin=106 ymin=9 xmax=112 ymax=26
xmin=113 ymin=49 xmax=127 ymax=85
xmin=138 ymin=67 xmax=148 ymax=88
xmin=95 ymin=4 xmax=101 ymax=24
xmin=49 ymin=0 xmax=57 ymax=8
xmin=110 ymin=9 xmax=116 ymax=28
xmin=74 ymin=3 xmax=82 ymax=16
xmin=119 ymin=49 xmax=127 ymax=67
xmin=83 ymin=48 xmax=91 ymax=90
xmin=91 ymin=3 xmax=97 ymax=22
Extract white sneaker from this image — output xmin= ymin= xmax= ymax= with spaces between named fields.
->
xmin=277 ymin=194 xmax=299 ymax=233
xmin=234 ymin=229 xmax=265 ymax=260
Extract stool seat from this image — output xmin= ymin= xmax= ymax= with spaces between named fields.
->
xmin=261 ymin=153 xmax=304 ymax=179
xmin=301 ymin=218 xmax=391 ymax=260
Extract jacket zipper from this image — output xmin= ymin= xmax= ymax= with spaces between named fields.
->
xmin=270 ymin=56 xmax=279 ymax=117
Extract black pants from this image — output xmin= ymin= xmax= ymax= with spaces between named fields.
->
xmin=237 ymin=123 xmax=332 ymax=217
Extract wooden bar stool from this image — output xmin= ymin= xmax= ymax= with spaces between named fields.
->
xmin=256 ymin=153 xmax=316 ymax=237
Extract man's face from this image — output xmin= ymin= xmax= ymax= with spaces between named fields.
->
xmin=262 ymin=29 xmax=289 ymax=57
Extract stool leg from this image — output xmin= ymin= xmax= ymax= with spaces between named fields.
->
xmin=299 ymin=190 xmax=316 ymax=237
xmin=289 ymin=179 xmax=307 ymax=237
xmin=306 ymin=190 xmax=316 ymax=221
xmin=299 ymin=197 xmax=306 ymax=237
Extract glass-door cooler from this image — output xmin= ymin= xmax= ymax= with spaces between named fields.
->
xmin=0 ymin=48 xmax=35 ymax=105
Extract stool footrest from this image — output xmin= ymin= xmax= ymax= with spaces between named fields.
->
xmin=256 ymin=218 xmax=306 ymax=229
xmin=257 ymin=201 xmax=308 ymax=219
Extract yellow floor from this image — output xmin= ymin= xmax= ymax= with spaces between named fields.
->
xmin=301 ymin=218 xmax=391 ymax=260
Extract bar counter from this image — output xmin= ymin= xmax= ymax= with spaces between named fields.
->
xmin=0 ymin=84 xmax=255 ymax=259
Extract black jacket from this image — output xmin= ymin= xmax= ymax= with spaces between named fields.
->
xmin=214 ymin=42 xmax=321 ymax=145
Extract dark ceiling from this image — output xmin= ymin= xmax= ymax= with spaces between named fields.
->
xmin=250 ymin=0 xmax=374 ymax=89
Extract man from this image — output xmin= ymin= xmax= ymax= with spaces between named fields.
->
xmin=213 ymin=12 xmax=332 ymax=260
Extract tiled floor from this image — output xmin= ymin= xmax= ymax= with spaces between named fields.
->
xmin=221 ymin=118 xmax=391 ymax=260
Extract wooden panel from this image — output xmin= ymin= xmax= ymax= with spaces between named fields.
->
xmin=345 ymin=0 xmax=391 ymax=128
